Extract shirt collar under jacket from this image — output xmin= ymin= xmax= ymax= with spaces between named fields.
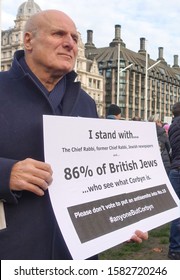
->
xmin=18 ymin=55 xmax=66 ymax=115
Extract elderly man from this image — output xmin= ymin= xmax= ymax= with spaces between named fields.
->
xmin=0 ymin=10 xmax=147 ymax=259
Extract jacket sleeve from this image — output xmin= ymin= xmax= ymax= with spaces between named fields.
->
xmin=0 ymin=158 xmax=19 ymax=204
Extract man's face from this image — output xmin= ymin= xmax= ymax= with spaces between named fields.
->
xmin=25 ymin=11 xmax=78 ymax=78
xmin=116 ymin=114 xmax=121 ymax=120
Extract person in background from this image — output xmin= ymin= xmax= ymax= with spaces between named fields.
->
xmin=131 ymin=116 xmax=142 ymax=121
xmin=163 ymin=123 xmax=170 ymax=136
xmin=0 ymin=9 xmax=148 ymax=260
xmin=107 ymin=104 xmax=121 ymax=120
xmin=148 ymin=114 xmax=171 ymax=175
xmin=167 ymin=102 xmax=180 ymax=260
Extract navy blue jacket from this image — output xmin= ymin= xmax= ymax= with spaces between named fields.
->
xmin=0 ymin=50 xmax=98 ymax=259
xmin=169 ymin=116 xmax=180 ymax=170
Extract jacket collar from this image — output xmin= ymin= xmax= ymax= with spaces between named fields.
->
xmin=9 ymin=50 xmax=81 ymax=116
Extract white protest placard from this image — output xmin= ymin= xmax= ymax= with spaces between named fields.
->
xmin=43 ymin=115 xmax=180 ymax=260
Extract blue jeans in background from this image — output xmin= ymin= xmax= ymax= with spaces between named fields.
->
xmin=169 ymin=169 xmax=180 ymax=252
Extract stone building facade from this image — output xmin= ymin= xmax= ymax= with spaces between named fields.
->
xmin=85 ymin=25 xmax=180 ymax=121
xmin=1 ymin=0 xmax=41 ymax=71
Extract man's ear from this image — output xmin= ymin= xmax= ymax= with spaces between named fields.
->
xmin=24 ymin=32 xmax=33 ymax=50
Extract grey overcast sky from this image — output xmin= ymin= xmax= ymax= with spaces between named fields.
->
xmin=1 ymin=0 xmax=180 ymax=66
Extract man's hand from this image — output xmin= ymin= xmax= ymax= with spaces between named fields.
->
xmin=129 ymin=230 xmax=148 ymax=243
xmin=10 ymin=158 xmax=53 ymax=196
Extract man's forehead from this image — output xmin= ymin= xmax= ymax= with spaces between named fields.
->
xmin=41 ymin=14 xmax=77 ymax=33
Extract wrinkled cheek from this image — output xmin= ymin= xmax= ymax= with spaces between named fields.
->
xmin=63 ymin=58 xmax=76 ymax=70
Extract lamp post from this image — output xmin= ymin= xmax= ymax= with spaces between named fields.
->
xmin=116 ymin=43 xmax=133 ymax=106
xmin=117 ymin=43 xmax=120 ymax=106
xmin=144 ymin=41 xmax=161 ymax=120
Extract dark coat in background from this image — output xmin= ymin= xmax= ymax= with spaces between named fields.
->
xmin=168 ymin=116 xmax=180 ymax=169
xmin=156 ymin=124 xmax=171 ymax=175
xmin=0 ymin=50 xmax=98 ymax=259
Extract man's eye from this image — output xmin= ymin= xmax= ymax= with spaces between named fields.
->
xmin=52 ymin=32 xmax=63 ymax=37
xmin=56 ymin=32 xmax=63 ymax=36
xmin=73 ymin=36 xmax=78 ymax=43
